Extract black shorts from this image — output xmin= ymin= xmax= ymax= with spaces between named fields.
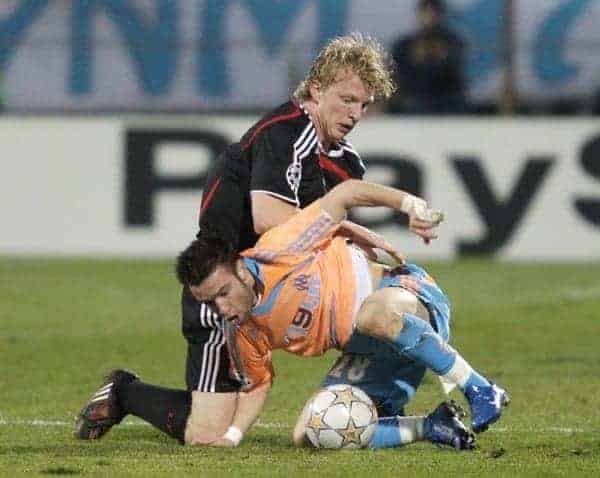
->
xmin=181 ymin=287 xmax=240 ymax=393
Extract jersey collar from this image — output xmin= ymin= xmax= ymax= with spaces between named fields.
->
xmin=298 ymin=102 xmax=346 ymax=159
xmin=242 ymin=257 xmax=264 ymax=306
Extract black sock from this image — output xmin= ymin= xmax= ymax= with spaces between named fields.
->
xmin=118 ymin=380 xmax=192 ymax=444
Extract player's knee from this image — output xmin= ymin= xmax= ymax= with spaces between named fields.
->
xmin=292 ymin=406 xmax=309 ymax=447
xmin=292 ymin=427 xmax=308 ymax=448
xmin=184 ymin=429 xmax=200 ymax=446
xmin=355 ymin=295 xmax=388 ymax=338
xmin=355 ymin=288 xmax=418 ymax=340
xmin=184 ymin=392 xmax=233 ymax=446
xmin=183 ymin=421 xmax=213 ymax=446
xmin=184 ymin=422 xmax=226 ymax=447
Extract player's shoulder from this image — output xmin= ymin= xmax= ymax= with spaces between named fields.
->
xmin=338 ymin=139 xmax=362 ymax=162
xmin=330 ymin=139 xmax=366 ymax=178
xmin=240 ymin=101 xmax=311 ymax=151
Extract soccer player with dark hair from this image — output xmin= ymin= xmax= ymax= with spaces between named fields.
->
xmin=75 ymin=33 xmax=427 ymax=446
xmin=176 ymin=179 xmax=508 ymax=448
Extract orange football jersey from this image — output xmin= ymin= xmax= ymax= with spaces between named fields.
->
xmin=229 ymin=201 xmax=358 ymax=391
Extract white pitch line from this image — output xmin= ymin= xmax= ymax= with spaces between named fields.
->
xmin=0 ymin=418 xmax=284 ymax=429
xmin=0 ymin=418 xmax=594 ymax=433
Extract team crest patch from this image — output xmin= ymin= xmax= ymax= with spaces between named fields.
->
xmin=293 ymin=274 xmax=310 ymax=291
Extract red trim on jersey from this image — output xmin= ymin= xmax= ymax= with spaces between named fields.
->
xmin=241 ymin=106 xmax=302 ymax=151
xmin=318 ymin=156 xmax=351 ymax=181
xmin=199 ymin=177 xmax=223 ymax=217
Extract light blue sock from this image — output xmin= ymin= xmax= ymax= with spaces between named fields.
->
xmin=369 ymin=417 xmax=402 ymax=449
xmin=393 ymin=313 xmax=490 ymax=392
xmin=369 ymin=416 xmax=424 ymax=449
xmin=390 ymin=313 xmax=456 ymax=375
xmin=388 ymin=314 xmax=491 ymax=393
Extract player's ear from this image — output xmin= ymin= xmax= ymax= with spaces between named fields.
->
xmin=234 ymin=259 xmax=249 ymax=282
xmin=309 ymin=81 xmax=322 ymax=101
xmin=237 ymin=259 xmax=256 ymax=288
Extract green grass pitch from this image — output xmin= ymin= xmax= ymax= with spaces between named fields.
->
xmin=1 ymin=258 xmax=600 ymax=477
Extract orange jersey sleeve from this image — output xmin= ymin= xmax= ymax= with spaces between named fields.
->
xmin=247 ymin=201 xmax=340 ymax=261
xmin=232 ymin=321 xmax=274 ymax=392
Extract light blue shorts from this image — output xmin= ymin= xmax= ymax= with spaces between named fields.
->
xmin=322 ymin=264 xmax=451 ymax=416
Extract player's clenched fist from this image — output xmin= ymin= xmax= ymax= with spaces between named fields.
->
xmin=400 ymin=194 xmax=444 ymax=244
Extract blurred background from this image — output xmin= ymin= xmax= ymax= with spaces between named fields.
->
xmin=3 ymin=5 xmax=599 ymax=475
xmin=1 ymin=0 xmax=599 ymax=261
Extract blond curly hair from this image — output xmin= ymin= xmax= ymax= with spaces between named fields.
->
xmin=293 ymin=32 xmax=395 ymax=102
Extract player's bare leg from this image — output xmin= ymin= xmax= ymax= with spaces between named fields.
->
xmin=292 ymin=402 xmax=311 ymax=447
xmin=185 ymin=392 xmax=237 ymax=445
xmin=75 ymin=371 xmax=232 ymax=444
xmin=355 ymin=288 xmax=509 ymax=433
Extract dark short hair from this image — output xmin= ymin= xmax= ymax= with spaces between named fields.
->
xmin=175 ymin=232 xmax=237 ymax=287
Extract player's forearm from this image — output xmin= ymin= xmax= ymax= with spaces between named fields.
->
xmin=337 ymin=220 xmax=406 ymax=264
xmin=231 ymin=384 xmax=270 ymax=432
xmin=210 ymin=384 xmax=270 ymax=447
xmin=251 ymin=192 xmax=298 ymax=234
xmin=185 ymin=392 xmax=238 ymax=446
xmin=338 ymin=220 xmax=388 ymax=246
xmin=321 ymin=179 xmax=411 ymax=222
xmin=338 ymin=220 xmax=368 ymax=238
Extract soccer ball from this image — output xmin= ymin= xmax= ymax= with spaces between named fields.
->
xmin=304 ymin=384 xmax=378 ymax=449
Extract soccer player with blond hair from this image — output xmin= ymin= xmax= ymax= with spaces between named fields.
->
xmin=75 ymin=33 xmax=435 ymax=446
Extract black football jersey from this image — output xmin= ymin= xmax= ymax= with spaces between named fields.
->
xmin=198 ymin=101 xmax=365 ymax=251
xmin=187 ymin=101 xmax=366 ymax=392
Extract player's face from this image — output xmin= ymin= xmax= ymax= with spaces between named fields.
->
xmin=189 ymin=262 xmax=256 ymax=322
xmin=313 ymin=69 xmax=374 ymax=145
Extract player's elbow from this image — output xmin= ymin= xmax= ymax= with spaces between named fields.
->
xmin=184 ymin=424 xmax=225 ymax=447
xmin=331 ymin=179 xmax=362 ymax=208
xmin=253 ymin=217 xmax=271 ymax=235
xmin=251 ymin=192 xmax=298 ymax=234
xmin=252 ymin=207 xmax=283 ymax=235
xmin=320 ymin=179 xmax=361 ymax=221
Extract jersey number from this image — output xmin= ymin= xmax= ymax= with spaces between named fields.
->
xmin=292 ymin=308 xmax=312 ymax=329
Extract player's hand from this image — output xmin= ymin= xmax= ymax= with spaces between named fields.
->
xmin=339 ymin=221 xmax=405 ymax=264
xmin=402 ymin=195 xmax=444 ymax=245
xmin=371 ymin=238 xmax=406 ymax=265
xmin=353 ymin=232 xmax=406 ymax=265
xmin=409 ymin=216 xmax=440 ymax=244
